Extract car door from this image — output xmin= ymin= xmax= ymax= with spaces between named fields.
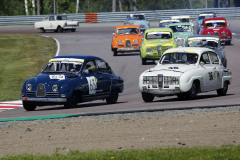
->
xmin=208 ymin=51 xmax=222 ymax=89
xmin=200 ymin=52 xmax=216 ymax=91
xmin=95 ymin=59 xmax=112 ymax=95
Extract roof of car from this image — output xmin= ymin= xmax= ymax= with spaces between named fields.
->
xmin=53 ymin=55 xmax=103 ymax=61
xmin=116 ymin=25 xmax=140 ymax=29
xmin=164 ymin=47 xmax=213 ymax=55
xmin=203 ymin=17 xmax=226 ymax=22
xmin=167 ymin=22 xmax=192 ymax=26
xmin=160 ymin=19 xmax=180 ymax=23
xmin=171 ymin=15 xmax=190 ymax=19
xmin=145 ymin=28 xmax=173 ymax=33
xmin=188 ymin=35 xmax=219 ymax=39
xmin=198 ymin=12 xmax=216 ymax=16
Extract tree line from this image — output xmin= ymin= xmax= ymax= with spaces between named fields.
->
xmin=0 ymin=0 xmax=238 ymax=16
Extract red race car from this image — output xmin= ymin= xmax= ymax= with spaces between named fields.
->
xmin=200 ymin=17 xmax=232 ymax=45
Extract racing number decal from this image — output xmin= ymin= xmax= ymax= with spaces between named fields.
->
xmin=208 ymin=72 xmax=213 ymax=81
xmin=87 ymin=76 xmax=97 ymax=94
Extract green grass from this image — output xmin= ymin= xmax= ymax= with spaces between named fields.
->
xmin=0 ymin=34 xmax=56 ymax=101
xmin=0 ymin=145 xmax=240 ymax=160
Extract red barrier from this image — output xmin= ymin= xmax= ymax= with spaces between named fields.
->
xmin=85 ymin=13 xmax=98 ymax=23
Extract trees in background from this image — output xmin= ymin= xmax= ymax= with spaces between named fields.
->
xmin=0 ymin=0 xmax=236 ymax=16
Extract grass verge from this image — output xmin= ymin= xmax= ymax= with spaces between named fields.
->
xmin=0 ymin=145 xmax=240 ymax=160
xmin=0 ymin=34 xmax=56 ymax=101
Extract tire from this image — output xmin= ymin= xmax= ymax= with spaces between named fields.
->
xmin=113 ymin=49 xmax=118 ymax=56
xmin=71 ymin=29 xmax=76 ymax=32
xmin=225 ymin=41 xmax=231 ymax=45
xmin=106 ymin=90 xmax=119 ymax=104
xmin=64 ymin=92 xmax=79 ymax=108
xmin=186 ymin=81 xmax=198 ymax=100
xmin=23 ymin=101 xmax=37 ymax=111
xmin=217 ymin=81 xmax=228 ymax=96
xmin=141 ymin=92 xmax=154 ymax=102
xmin=57 ymin=26 xmax=63 ymax=33
xmin=40 ymin=28 xmax=46 ymax=33
xmin=142 ymin=58 xmax=146 ymax=65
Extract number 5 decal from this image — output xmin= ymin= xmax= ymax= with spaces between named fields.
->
xmin=87 ymin=76 xmax=97 ymax=94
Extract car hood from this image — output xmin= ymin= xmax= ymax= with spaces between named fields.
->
xmin=143 ymin=64 xmax=198 ymax=75
xmin=144 ymin=39 xmax=174 ymax=46
xmin=174 ymin=32 xmax=193 ymax=39
xmin=115 ymin=34 xmax=141 ymax=40
xmin=27 ymin=73 xmax=79 ymax=86
xmin=205 ymin=26 xmax=228 ymax=32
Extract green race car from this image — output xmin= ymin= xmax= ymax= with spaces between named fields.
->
xmin=168 ymin=22 xmax=194 ymax=47
xmin=140 ymin=28 xmax=177 ymax=65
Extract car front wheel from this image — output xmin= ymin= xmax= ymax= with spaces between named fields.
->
xmin=217 ymin=81 xmax=228 ymax=96
xmin=142 ymin=92 xmax=154 ymax=102
xmin=186 ymin=81 xmax=198 ymax=99
xmin=23 ymin=101 xmax=37 ymax=111
xmin=64 ymin=92 xmax=79 ymax=108
xmin=106 ymin=90 xmax=119 ymax=104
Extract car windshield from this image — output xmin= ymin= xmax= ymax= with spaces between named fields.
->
xmin=205 ymin=21 xmax=226 ymax=27
xmin=176 ymin=18 xmax=190 ymax=23
xmin=117 ymin=28 xmax=139 ymax=35
xmin=128 ymin=15 xmax=145 ymax=20
xmin=56 ymin=15 xmax=67 ymax=20
xmin=199 ymin=15 xmax=214 ymax=20
xmin=43 ymin=59 xmax=83 ymax=73
xmin=188 ymin=39 xmax=219 ymax=49
xmin=169 ymin=25 xmax=192 ymax=33
xmin=160 ymin=52 xmax=198 ymax=64
xmin=146 ymin=31 xmax=172 ymax=39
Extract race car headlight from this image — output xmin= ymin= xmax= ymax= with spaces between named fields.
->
xmin=143 ymin=76 xmax=150 ymax=84
xmin=118 ymin=40 xmax=122 ymax=44
xmin=171 ymin=77 xmax=179 ymax=85
xmin=134 ymin=39 xmax=139 ymax=43
xmin=26 ymin=83 xmax=32 ymax=91
xmin=207 ymin=32 xmax=211 ymax=35
xmin=52 ymin=84 xmax=58 ymax=92
xmin=146 ymin=47 xmax=152 ymax=52
xmin=222 ymin=31 xmax=226 ymax=36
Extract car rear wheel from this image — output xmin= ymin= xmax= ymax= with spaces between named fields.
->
xmin=142 ymin=92 xmax=154 ymax=102
xmin=23 ymin=101 xmax=37 ymax=111
xmin=71 ymin=29 xmax=76 ymax=32
xmin=57 ymin=26 xmax=63 ymax=33
xmin=186 ymin=81 xmax=198 ymax=99
xmin=217 ymin=81 xmax=228 ymax=96
xmin=106 ymin=90 xmax=119 ymax=104
xmin=64 ymin=92 xmax=79 ymax=108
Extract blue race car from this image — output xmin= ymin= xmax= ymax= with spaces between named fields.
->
xmin=124 ymin=14 xmax=150 ymax=33
xmin=20 ymin=55 xmax=124 ymax=111
xmin=196 ymin=12 xmax=216 ymax=34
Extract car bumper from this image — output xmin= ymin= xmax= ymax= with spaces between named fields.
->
xmin=220 ymin=37 xmax=232 ymax=42
xmin=117 ymin=47 xmax=140 ymax=52
xmin=20 ymin=97 xmax=67 ymax=103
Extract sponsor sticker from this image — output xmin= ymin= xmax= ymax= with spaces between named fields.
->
xmin=49 ymin=75 xmax=65 ymax=80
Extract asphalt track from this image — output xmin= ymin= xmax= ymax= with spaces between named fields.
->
xmin=0 ymin=20 xmax=240 ymax=120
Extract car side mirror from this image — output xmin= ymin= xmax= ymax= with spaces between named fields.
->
xmin=200 ymin=61 xmax=205 ymax=66
xmin=154 ymin=60 xmax=159 ymax=64
xmin=227 ymin=24 xmax=230 ymax=27
xmin=83 ymin=69 xmax=89 ymax=75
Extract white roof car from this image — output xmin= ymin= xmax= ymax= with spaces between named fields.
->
xmin=34 ymin=15 xmax=79 ymax=33
xmin=139 ymin=47 xmax=232 ymax=102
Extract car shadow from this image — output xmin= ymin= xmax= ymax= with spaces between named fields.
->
xmin=116 ymin=53 xmax=140 ymax=56
xmin=35 ymin=101 xmax=127 ymax=111
xmin=151 ymin=93 xmax=234 ymax=103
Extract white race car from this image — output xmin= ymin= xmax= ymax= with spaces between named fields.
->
xmin=34 ymin=15 xmax=79 ymax=33
xmin=139 ymin=47 xmax=232 ymax=102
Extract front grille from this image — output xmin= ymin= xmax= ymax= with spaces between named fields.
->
xmin=47 ymin=92 xmax=59 ymax=96
xmin=214 ymin=31 xmax=219 ymax=36
xmin=176 ymin=38 xmax=185 ymax=47
xmin=132 ymin=44 xmax=139 ymax=47
xmin=143 ymin=76 xmax=158 ymax=85
xmin=126 ymin=40 xmax=131 ymax=48
xmin=164 ymin=76 xmax=179 ymax=86
xmin=157 ymin=45 xmax=162 ymax=55
xmin=36 ymin=84 xmax=46 ymax=97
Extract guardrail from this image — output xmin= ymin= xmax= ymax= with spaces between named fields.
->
xmin=0 ymin=7 xmax=239 ymax=25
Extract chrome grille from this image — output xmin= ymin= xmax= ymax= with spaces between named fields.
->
xmin=214 ymin=31 xmax=219 ymax=36
xmin=143 ymin=76 xmax=158 ymax=85
xmin=126 ymin=40 xmax=131 ymax=48
xmin=176 ymin=38 xmax=185 ymax=47
xmin=164 ymin=76 xmax=180 ymax=86
xmin=36 ymin=84 xmax=46 ymax=97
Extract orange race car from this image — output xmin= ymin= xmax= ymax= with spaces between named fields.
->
xmin=111 ymin=25 xmax=143 ymax=56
